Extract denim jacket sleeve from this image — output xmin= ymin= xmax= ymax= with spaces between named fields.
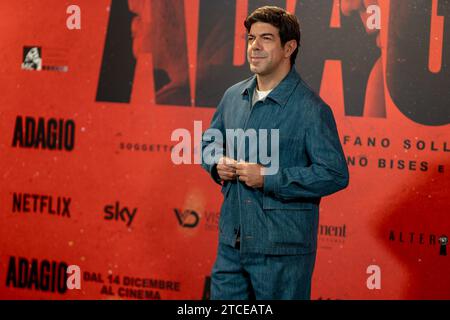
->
xmin=200 ymin=93 xmax=227 ymax=186
xmin=264 ymin=103 xmax=349 ymax=200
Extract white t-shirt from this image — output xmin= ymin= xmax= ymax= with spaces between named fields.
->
xmin=252 ymin=87 xmax=273 ymax=107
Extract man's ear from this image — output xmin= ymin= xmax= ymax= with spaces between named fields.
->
xmin=284 ymin=39 xmax=298 ymax=58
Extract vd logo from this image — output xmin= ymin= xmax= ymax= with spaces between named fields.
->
xmin=174 ymin=209 xmax=200 ymax=228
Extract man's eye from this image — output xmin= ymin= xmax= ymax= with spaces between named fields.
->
xmin=263 ymin=37 xmax=272 ymax=40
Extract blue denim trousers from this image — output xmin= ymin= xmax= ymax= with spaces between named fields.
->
xmin=211 ymin=242 xmax=317 ymax=300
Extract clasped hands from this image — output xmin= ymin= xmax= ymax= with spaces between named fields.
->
xmin=216 ymin=156 xmax=265 ymax=189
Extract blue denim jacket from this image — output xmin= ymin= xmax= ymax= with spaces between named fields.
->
xmin=201 ymin=67 xmax=349 ymax=254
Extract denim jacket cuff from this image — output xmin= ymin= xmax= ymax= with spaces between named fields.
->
xmin=263 ymin=171 xmax=280 ymax=196
xmin=210 ymin=164 xmax=223 ymax=185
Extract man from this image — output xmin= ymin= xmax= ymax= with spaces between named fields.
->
xmin=201 ymin=6 xmax=349 ymax=300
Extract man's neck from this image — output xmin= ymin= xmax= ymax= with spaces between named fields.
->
xmin=256 ymin=63 xmax=291 ymax=91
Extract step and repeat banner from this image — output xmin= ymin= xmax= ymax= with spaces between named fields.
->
xmin=0 ymin=0 xmax=449 ymax=299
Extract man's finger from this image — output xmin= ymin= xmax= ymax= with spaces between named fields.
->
xmin=238 ymin=175 xmax=248 ymax=182
xmin=220 ymin=157 xmax=237 ymax=165
xmin=226 ymin=163 xmax=238 ymax=169
xmin=218 ymin=164 xmax=236 ymax=172
xmin=219 ymin=170 xmax=236 ymax=178
xmin=245 ymin=181 xmax=254 ymax=188
xmin=235 ymin=162 xmax=257 ymax=169
xmin=225 ymin=159 xmax=237 ymax=166
xmin=219 ymin=175 xmax=234 ymax=181
xmin=224 ymin=159 xmax=238 ymax=168
xmin=235 ymin=163 xmax=247 ymax=170
xmin=219 ymin=166 xmax=235 ymax=173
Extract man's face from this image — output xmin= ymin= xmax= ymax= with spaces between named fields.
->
xmin=247 ymin=22 xmax=287 ymax=76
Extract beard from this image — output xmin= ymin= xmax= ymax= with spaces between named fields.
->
xmin=249 ymin=59 xmax=275 ymax=76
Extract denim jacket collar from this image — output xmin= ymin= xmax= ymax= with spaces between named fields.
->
xmin=241 ymin=65 xmax=301 ymax=108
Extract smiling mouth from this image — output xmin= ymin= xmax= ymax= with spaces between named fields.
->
xmin=250 ymin=57 xmax=266 ymax=62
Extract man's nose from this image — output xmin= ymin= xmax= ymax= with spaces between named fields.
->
xmin=250 ymin=37 xmax=262 ymax=50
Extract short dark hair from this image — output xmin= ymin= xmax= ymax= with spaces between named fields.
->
xmin=244 ymin=6 xmax=301 ymax=66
